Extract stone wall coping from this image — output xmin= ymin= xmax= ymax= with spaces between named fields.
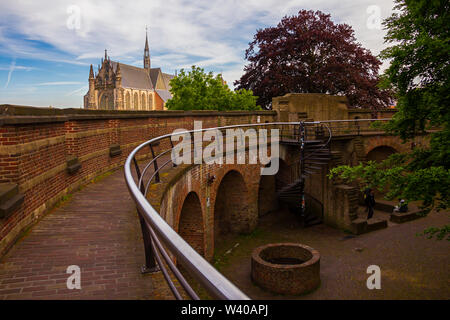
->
xmin=348 ymin=108 xmax=396 ymax=114
xmin=0 ymin=104 xmax=276 ymax=125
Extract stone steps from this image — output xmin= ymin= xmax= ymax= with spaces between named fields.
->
xmin=350 ymin=217 xmax=388 ymax=235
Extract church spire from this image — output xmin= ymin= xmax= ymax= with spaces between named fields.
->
xmin=144 ymin=27 xmax=151 ymax=70
xmin=89 ymin=64 xmax=94 ymax=79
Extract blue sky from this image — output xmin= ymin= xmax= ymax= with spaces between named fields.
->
xmin=0 ymin=0 xmax=395 ymax=108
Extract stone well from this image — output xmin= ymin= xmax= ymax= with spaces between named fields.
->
xmin=251 ymin=243 xmax=320 ymax=295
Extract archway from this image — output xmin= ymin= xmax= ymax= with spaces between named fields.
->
xmin=258 ymin=162 xmax=278 ymax=216
xmin=99 ymin=94 xmax=107 ymax=109
xmin=99 ymin=94 xmax=114 ymax=110
xmin=214 ymin=170 xmax=249 ymax=246
xmin=367 ymin=146 xmax=397 ymax=162
xmin=178 ymin=192 xmax=204 ymax=256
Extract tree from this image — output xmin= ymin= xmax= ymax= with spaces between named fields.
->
xmin=234 ymin=10 xmax=393 ymax=109
xmin=329 ymin=0 xmax=450 ymax=239
xmin=166 ymin=66 xmax=260 ymax=111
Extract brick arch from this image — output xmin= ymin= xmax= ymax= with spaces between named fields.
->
xmin=363 ymin=136 xmax=406 ymax=158
xmin=366 ymin=145 xmax=398 ymax=162
xmin=213 ymin=169 xmax=249 ymax=246
xmin=177 ymin=191 xmax=204 ymax=256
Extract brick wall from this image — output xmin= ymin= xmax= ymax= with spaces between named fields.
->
xmin=0 ymin=104 xmax=276 ymax=257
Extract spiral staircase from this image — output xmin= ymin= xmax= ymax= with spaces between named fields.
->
xmin=278 ymin=124 xmax=333 ymax=226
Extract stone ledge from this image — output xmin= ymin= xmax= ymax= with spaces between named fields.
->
xmin=390 ymin=210 xmax=423 ymax=223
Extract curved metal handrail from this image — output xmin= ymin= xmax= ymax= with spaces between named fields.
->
xmin=124 ymin=119 xmax=389 ymax=300
xmin=125 ymin=122 xmax=302 ymax=300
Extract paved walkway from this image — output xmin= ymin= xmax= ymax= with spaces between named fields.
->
xmin=0 ymin=169 xmax=172 ymax=300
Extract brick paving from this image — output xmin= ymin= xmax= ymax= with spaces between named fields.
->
xmin=0 ymin=168 xmax=173 ymax=300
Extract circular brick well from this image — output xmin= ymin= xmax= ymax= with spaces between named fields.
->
xmin=251 ymin=243 xmax=320 ymax=295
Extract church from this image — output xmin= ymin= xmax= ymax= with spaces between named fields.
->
xmin=84 ymin=32 xmax=174 ymax=110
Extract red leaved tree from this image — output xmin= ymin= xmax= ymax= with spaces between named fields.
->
xmin=235 ymin=10 xmax=393 ymax=109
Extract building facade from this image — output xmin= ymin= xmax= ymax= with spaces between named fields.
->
xmin=84 ymin=32 xmax=174 ymax=111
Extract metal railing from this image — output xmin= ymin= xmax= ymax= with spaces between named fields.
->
xmin=123 ymin=119 xmax=389 ymax=300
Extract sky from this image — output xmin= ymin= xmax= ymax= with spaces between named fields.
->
xmin=0 ymin=0 xmax=396 ymax=108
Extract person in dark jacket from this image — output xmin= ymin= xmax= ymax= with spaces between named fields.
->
xmin=364 ymin=188 xmax=376 ymax=219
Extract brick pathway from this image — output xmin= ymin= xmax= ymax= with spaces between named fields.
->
xmin=0 ymin=168 xmax=173 ymax=300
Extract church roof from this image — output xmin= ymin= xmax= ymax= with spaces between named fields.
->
xmin=161 ymin=73 xmax=175 ymax=89
xmin=111 ymin=61 xmax=153 ymax=90
xmin=149 ymin=68 xmax=161 ymax=89
xmin=155 ymin=89 xmax=172 ymax=102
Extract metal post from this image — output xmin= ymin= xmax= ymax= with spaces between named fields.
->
xmin=138 ymin=208 xmax=160 ymax=274
xmin=149 ymin=144 xmax=160 ymax=183
xmin=169 ymin=139 xmax=177 ymax=167
xmin=299 ymin=122 xmax=306 ymax=221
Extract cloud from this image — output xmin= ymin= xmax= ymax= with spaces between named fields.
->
xmin=66 ymin=85 xmax=88 ymax=96
xmin=0 ymin=65 xmax=36 ymax=71
xmin=0 ymin=0 xmax=396 ymax=91
xmin=37 ymin=81 xmax=83 ymax=86
xmin=4 ymin=60 xmax=16 ymax=88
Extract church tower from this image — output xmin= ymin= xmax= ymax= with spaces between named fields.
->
xmin=143 ymin=30 xmax=151 ymax=70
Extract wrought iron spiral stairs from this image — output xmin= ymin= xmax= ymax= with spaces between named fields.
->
xmin=278 ymin=123 xmax=333 ymax=226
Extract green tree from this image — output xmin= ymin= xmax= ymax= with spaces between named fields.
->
xmin=166 ymin=66 xmax=260 ymax=111
xmin=329 ymin=0 xmax=449 ymax=239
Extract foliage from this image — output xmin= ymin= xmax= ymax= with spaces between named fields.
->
xmin=329 ymin=158 xmax=450 ymax=213
xmin=379 ymin=0 xmax=450 ymax=168
xmin=234 ymin=10 xmax=393 ymax=109
xmin=166 ymin=66 xmax=260 ymax=111
xmin=329 ymin=0 xmax=450 ymax=239
xmin=417 ymin=225 xmax=450 ymax=241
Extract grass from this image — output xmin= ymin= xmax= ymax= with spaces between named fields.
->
xmin=213 ymin=227 xmax=269 ymax=271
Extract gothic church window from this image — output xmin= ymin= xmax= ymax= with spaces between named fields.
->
xmin=142 ymin=93 xmax=146 ymax=110
xmin=149 ymin=93 xmax=153 ymax=110
xmin=125 ymin=92 xmax=131 ymax=109
xmin=134 ymin=92 xmax=139 ymax=110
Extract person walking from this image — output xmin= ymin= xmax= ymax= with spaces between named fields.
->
xmin=364 ymin=188 xmax=376 ymax=219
